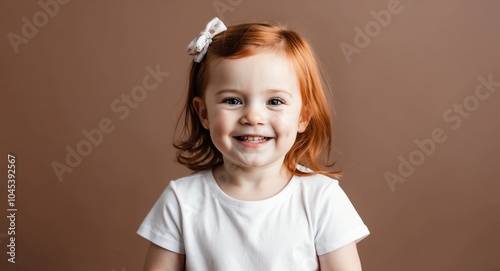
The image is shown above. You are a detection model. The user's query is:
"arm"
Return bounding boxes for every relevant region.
[143,242,185,271]
[318,242,362,271]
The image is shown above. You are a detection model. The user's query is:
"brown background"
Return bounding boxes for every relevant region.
[1,0,499,270]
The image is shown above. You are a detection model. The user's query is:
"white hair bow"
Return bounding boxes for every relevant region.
[186,17,227,63]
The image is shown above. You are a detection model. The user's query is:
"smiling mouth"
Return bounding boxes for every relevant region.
[234,136,271,143]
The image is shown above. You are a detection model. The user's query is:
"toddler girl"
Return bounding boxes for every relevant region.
[137,17,369,271]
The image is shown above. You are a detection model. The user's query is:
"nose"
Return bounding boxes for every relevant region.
[239,104,265,126]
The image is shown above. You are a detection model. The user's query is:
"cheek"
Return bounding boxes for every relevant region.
[208,110,234,134]
[271,109,302,135]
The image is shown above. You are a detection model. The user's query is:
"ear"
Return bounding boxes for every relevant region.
[297,106,311,133]
[193,97,209,129]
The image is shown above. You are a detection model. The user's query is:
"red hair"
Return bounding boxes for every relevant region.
[174,22,341,179]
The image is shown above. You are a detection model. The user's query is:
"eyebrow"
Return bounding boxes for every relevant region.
[215,89,293,97]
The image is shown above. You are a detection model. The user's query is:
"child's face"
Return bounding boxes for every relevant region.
[194,51,309,170]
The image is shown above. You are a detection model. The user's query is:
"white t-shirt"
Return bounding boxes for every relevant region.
[137,166,369,270]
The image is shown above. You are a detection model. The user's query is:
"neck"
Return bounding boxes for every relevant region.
[213,161,292,200]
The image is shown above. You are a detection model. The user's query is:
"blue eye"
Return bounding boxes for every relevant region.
[222,98,242,105]
[268,98,285,106]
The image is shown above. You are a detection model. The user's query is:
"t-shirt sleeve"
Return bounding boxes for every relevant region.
[136,181,185,254]
[315,180,370,255]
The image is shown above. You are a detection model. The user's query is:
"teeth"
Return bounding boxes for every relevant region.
[240,136,266,142]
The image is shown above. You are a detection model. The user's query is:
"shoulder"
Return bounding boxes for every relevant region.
[163,170,210,202]
[291,167,347,210]
[169,170,207,187]
[296,165,340,191]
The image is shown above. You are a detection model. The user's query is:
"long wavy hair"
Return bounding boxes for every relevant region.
[174,22,341,179]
